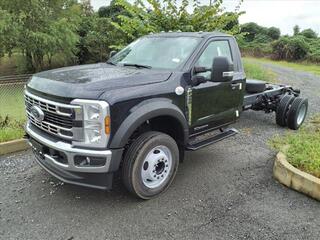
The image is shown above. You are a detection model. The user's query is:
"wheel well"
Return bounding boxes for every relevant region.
[127,115,186,161]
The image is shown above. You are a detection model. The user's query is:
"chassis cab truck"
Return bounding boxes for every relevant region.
[25,32,308,199]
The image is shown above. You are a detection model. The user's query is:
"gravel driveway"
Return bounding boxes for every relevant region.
[1,62,320,240]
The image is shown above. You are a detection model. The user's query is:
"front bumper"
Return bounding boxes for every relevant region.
[25,122,123,190]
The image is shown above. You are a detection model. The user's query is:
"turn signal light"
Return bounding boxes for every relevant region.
[105,116,111,135]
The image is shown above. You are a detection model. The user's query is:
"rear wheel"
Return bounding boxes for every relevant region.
[122,131,179,199]
[276,94,295,127]
[287,97,308,130]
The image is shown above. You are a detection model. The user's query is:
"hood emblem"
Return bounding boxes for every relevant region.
[30,105,45,121]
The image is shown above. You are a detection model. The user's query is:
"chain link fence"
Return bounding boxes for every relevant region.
[0,74,32,121]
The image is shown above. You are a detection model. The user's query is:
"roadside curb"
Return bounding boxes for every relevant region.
[0,139,30,156]
[273,152,320,201]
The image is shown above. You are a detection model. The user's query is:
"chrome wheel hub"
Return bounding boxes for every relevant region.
[141,145,172,189]
[297,104,307,125]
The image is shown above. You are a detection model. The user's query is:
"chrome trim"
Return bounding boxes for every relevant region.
[25,90,81,117]
[223,71,234,78]
[24,90,83,141]
[187,87,192,125]
[26,122,112,173]
[26,110,73,140]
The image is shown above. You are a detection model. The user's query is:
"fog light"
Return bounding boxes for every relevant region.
[74,156,106,167]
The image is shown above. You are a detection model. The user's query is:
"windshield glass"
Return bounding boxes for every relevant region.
[109,37,200,70]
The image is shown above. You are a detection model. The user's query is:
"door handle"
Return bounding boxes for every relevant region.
[230,82,242,90]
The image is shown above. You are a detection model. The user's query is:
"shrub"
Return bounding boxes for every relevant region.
[267,27,280,40]
[300,28,318,39]
[272,36,309,61]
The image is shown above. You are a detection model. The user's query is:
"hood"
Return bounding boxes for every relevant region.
[27,63,172,99]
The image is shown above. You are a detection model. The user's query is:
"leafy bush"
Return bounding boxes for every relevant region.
[267,27,281,40]
[300,28,318,39]
[272,36,309,61]
[240,23,320,65]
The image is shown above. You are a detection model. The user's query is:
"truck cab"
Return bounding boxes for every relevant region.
[25,32,307,199]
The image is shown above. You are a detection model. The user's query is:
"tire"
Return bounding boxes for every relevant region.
[246,79,266,93]
[276,94,295,127]
[122,131,179,199]
[287,97,308,130]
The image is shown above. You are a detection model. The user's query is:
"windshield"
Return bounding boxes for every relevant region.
[109,37,200,70]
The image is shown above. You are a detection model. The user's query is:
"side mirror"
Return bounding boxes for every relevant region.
[193,66,210,74]
[109,50,117,59]
[191,75,207,86]
[211,57,234,82]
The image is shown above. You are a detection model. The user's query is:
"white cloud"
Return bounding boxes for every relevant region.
[90,0,320,35]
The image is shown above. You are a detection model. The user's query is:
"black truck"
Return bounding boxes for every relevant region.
[25,32,308,199]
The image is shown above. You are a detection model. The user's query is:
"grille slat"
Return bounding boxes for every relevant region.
[25,91,82,140]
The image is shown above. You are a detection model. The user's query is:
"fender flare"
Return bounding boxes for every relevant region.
[109,98,189,149]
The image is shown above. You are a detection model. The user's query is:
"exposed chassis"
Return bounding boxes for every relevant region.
[243,83,300,113]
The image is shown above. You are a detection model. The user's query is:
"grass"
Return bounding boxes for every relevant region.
[271,115,320,178]
[244,57,320,76]
[0,116,25,143]
[0,83,26,142]
[243,58,277,83]
[0,83,26,120]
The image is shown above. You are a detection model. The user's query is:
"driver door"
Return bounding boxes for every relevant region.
[189,39,243,135]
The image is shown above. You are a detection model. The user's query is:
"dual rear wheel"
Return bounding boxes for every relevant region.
[276,95,308,130]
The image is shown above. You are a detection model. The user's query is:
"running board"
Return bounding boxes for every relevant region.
[186,128,239,151]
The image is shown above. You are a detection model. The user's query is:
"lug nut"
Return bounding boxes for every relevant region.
[157,177,160,179]
[161,175,164,177]
[165,170,167,173]
[154,175,156,177]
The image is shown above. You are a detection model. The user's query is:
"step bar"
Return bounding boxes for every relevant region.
[186,128,238,151]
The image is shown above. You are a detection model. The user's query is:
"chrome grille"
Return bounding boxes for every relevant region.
[25,91,82,140]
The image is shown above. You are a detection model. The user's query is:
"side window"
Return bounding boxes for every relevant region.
[195,40,232,70]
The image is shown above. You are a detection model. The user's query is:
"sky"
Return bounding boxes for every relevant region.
[90,0,320,36]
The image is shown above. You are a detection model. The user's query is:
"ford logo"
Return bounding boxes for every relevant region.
[30,105,45,121]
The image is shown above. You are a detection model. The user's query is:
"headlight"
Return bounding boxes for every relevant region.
[71,99,110,148]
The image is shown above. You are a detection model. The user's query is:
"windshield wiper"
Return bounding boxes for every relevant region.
[123,63,152,69]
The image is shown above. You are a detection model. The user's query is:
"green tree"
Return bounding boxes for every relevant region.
[300,28,318,39]
[83,16,124,62]
[267,27,280,40]
[98,0,127,20]
[111,0,244,48]
[241,22,267,42]
[0,9,21,57]
[293,25,300,36]
[0,0,81,72]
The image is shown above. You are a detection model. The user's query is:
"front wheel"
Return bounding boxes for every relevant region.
[122,131,179,199]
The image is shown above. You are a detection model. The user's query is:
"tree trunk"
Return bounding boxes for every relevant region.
[25,50,35,73]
